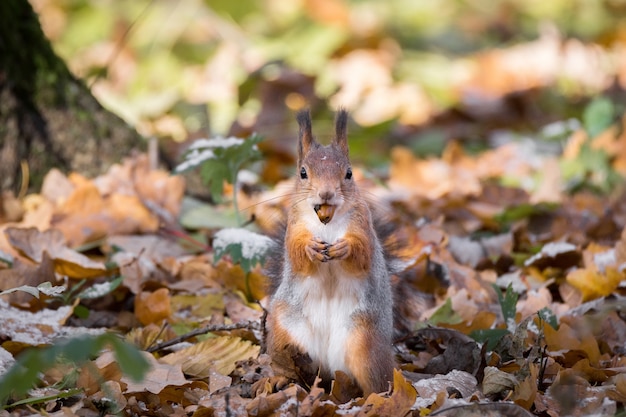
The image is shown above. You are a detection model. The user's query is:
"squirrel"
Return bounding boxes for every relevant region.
[265,109,395,395]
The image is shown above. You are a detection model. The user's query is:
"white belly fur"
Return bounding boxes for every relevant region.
[286,272,364,375]
[281,208,365,375]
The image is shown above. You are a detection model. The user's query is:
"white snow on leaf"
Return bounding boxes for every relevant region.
[0,346,15,376]
[524,242,576,266]
[174,148,215,173]
[213,228,272,259]
[0,299,105,345]
[174,136,255,173]
[593,249,616,273]
[188,137,245,150]
[79,281,115,299]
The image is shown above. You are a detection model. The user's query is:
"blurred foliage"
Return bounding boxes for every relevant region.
[32,0,626,182]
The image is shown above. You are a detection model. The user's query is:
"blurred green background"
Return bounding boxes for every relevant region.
[31,0,626,168]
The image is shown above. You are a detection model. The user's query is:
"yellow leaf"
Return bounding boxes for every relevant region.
[159,335,260,377]
[566,267,623,301]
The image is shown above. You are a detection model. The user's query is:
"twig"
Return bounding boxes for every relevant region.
[146,321,261,353]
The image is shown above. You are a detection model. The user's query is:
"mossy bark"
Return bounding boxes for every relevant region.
[0,0,144,192]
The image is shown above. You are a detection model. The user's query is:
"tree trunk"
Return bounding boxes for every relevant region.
[0,0,144,193]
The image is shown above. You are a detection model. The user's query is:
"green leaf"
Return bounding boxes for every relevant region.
[108,337,151,382]
[493,283,518,329]
[428,298,463,325]
[583,96,614,138]
[179,198,240,230]
[77,276,123,300]
[469,328,510,351]
[494,202,559,225]
[212,228,272,274]
[73,304,90,319]
[0,334,149,407]
[537,307,558,329]
[175,134,263,205]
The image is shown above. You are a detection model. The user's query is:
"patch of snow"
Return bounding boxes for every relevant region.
[541,118,580,137]
[0,346,15,376]
[496,271,527,294]
[524,242,576,266]
[237,169,259,185]
[537,306,557,326]
[277,396,299,412]
[213,228,272,259]
[174,148,215,173]
[188,137,245,150]
[506,317,517,334]
[175,136,258,173]
[0,299,106,345]
[593,249,616,273]
[79,281,114,299]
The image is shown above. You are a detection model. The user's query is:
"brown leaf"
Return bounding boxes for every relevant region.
[134,288,172,325]
[0,253,55,305]
[482,366,518,397]
[4,227,107,278]
[357,369,417,417]
[511,363,538,410]
[542,368,616,416]
[246,384,307,416]
[544,320,601,365]
[121,352,193,395]
[50,180,161,247]
[431,402,535,417]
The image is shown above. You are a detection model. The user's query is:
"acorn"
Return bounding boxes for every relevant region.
[314,204,336,224]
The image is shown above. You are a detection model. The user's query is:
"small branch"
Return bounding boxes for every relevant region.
[146,321,261,353]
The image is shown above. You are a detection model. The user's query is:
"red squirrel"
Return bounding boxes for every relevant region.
[266,109,395,395]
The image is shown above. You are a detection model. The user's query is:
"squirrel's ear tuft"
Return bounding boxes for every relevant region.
[333,108,349,156]
[296,109,314,162]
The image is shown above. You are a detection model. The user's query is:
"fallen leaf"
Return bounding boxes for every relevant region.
[159,335,260,377]
[482,366,518,397]
[544,320,601,366]
[511,363,538,410]
[4,227,107,278]
[0,299,102,352]
[566,266,623,302]
[134,288,172,325]
[0,253,56,305]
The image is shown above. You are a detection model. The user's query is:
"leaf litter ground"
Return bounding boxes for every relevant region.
[0,117,625,416]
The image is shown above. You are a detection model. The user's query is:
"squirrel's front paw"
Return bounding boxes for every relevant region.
[305,237,331,262]
[327,238,350,260]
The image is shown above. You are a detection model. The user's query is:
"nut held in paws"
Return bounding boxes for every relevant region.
[314,204,336,224]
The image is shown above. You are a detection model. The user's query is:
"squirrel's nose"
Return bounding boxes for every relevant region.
[319,190,334,202]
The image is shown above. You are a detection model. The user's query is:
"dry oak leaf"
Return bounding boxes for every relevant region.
[544,320,601,366]
[4,227,107,279]
[357,369,417,417]
[159,335,260,378]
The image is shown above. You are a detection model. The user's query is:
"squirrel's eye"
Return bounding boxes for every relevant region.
[345,168,352,180]
[300,167,308,179]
